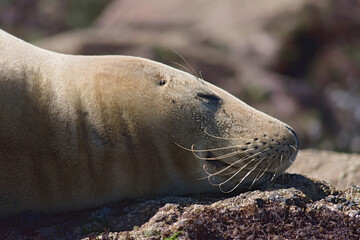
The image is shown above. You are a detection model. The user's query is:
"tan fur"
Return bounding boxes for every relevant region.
[0,29,298,218]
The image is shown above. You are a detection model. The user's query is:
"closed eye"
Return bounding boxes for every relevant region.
[197,93,222,105]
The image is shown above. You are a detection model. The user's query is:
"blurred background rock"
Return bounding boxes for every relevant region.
[1,0,359,154]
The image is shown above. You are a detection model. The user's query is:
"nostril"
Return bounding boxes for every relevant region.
[286,126,299,149]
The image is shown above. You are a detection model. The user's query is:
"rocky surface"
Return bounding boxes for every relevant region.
[289,149,360,189]
[1,150,359,240]
[104,175,359,240]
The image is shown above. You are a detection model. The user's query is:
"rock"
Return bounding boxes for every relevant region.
[289,149,360,189]
[1,170,359,239]
[99,174,360,239]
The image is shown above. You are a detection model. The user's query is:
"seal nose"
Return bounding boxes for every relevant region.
[286,126,299,150]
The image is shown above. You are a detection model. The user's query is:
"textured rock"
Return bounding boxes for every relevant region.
[1,171,359,239]
[289,149,360,189]
[102,174,359,239]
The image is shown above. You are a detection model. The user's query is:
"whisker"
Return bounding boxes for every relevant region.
[201,164,237,179]
[270,154,282,182]
[174,142,243,153]
[172,62,196,77]
[278,161,286,183]
[191,147,243,161]
[203,155,250,176]
[239,157,266,184]
[255,162,272,185]
[271,161,280,182]
[207,175,223,187]
[219,180,243,194]
[198,71,204,80]
[203,149,271,177]
[279,153,286,175]
[220,159,264,193]
[197,145,271,161]
[289,145,298,164]
[248,155,269,189]
[199,163,238,181]
[216,157,257,189]
[178,131,292,192]
[249,152,277,188]
[190,144,269,161]
[218,157,261,193]
[289,144,298,152]
[172,50,201,80]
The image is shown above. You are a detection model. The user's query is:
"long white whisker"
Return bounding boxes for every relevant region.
[174,142,243,153]
[248,155,270,189]
[217,158,257,189]
[271,154,285,183]
[289,144,298,152]
[249,152,277,188]
[258,160,273,180]
[270,153,283,182]
[197,148,270,181]
[172,50,199,78]
[192,148,243,161]
[271,161,280,182]
[204,149,270,177]
[219,180,243,193]
[207,175,222,187]
[239,157,265,184]
[218,157,263,193]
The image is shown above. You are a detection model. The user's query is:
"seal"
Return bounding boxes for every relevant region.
[0,29,299,218]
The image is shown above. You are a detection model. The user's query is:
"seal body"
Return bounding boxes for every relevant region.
[0,29,298,218]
